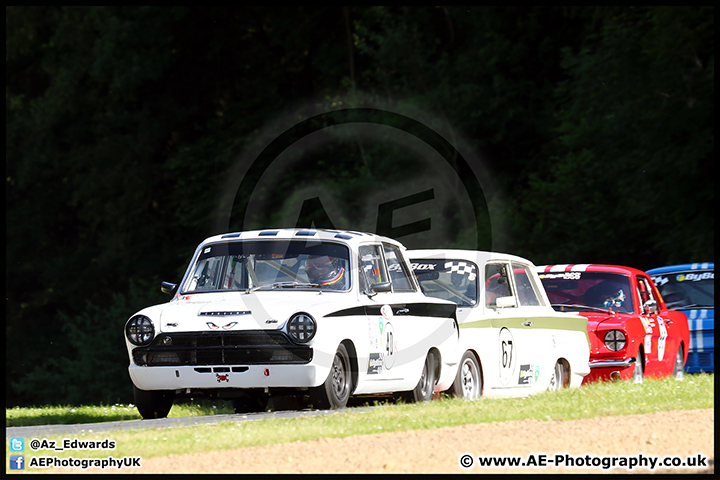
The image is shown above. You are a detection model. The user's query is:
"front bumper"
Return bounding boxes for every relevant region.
[589,357,636,369]
[583,357,636,384]
[128,363,328,391]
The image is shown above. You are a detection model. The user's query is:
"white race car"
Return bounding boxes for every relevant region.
[408,249,590,399]
[125,229,459,418]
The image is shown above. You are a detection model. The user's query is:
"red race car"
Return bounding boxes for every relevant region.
[537,264,689,384]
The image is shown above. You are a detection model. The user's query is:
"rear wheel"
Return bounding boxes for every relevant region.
[448,351,482,400]
[672,345,684,380]
[397,352,436,403]
[310,343,353,409]
[133,386,174,419]
[548,360,566,391]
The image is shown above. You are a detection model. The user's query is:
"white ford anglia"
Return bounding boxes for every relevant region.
[125,229,459,418]
[408,249,590,399]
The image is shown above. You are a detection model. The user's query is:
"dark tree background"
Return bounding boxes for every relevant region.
[6,6,713,406]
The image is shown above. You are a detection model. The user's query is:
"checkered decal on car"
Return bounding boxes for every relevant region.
[445,261,476,281]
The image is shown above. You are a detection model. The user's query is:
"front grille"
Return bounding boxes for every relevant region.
[132,331,312,366]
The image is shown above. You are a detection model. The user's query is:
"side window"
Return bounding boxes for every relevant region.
[637,277,657,313]
[187,256,224,291]
[359,245,389,292]
[224,255,248,290]
[511,263,542,306]
[383,244,415,292]
[485,263,513,307]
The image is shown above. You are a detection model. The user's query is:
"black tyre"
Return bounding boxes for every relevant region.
[633,355,644,384]
[310,343,353,409]
[548,360,566,391]
[448,351,482,400]
[672,345,684,380]
[398,352,436,403]
[133,385,174,419]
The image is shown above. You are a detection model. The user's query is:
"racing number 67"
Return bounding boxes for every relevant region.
[502,339,513,368]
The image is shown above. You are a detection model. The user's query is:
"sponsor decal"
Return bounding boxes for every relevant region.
[677,272,713,282]
[518,364,533,385]
[216,373,230,383]
[411,262,436,271]
[367,353,384,374]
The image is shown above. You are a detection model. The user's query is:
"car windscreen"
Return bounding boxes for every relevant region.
[650,270,714,309]
[538,271,634,313]
[182,240,351,293]
[410,259,478,307]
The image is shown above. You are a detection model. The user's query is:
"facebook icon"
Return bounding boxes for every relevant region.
[10,455,25,470]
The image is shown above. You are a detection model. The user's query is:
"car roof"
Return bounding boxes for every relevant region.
[646,262,714,275]
[198,228,405,249]
[537,264,648,277]
[407,249,537,267]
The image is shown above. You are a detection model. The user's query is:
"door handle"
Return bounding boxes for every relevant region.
[396,308,410,315]
[522,321,533,327]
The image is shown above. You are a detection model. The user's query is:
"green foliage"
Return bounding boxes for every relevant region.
[515,6,713,267]
[11,280,164,406]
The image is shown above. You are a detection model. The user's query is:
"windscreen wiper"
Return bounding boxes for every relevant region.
[247,282,320,293]
[551,304,613,314]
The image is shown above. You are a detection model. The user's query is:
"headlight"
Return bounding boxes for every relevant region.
[287,313,316,343]
[603,329,626,351]
[126,315,155,346]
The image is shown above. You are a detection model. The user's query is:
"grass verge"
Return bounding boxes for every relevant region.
[5,374,714,468]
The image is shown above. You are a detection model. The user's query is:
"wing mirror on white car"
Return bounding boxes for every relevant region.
[495,295,517,308]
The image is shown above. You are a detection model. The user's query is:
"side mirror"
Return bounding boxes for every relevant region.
[371,282,392,293]
[643,299,658,315]
[495,295,517,308]
[161,282,178,295]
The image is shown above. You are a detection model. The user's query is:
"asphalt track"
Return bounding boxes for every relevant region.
[5,407,374,438]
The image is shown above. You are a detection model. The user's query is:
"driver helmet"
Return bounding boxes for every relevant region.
[586,282,626,309]
[659,284,688,309]
[305,255,345,287]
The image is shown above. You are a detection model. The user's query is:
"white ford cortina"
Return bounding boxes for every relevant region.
[408,249,590,399]
[125,229,459,418]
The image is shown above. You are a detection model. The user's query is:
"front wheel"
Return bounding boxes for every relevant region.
[448,351,482,400]
[632,356,644,384]
[133,385,174,419]
[397,352,436,403]
[310,343,353,409]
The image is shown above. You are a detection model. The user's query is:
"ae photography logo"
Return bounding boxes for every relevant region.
[217,103,503,252]
[212,101,505,368]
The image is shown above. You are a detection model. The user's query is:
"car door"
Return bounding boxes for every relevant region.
[636,275,667,375]
[359,243,454,392]
[484,261,534,390]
